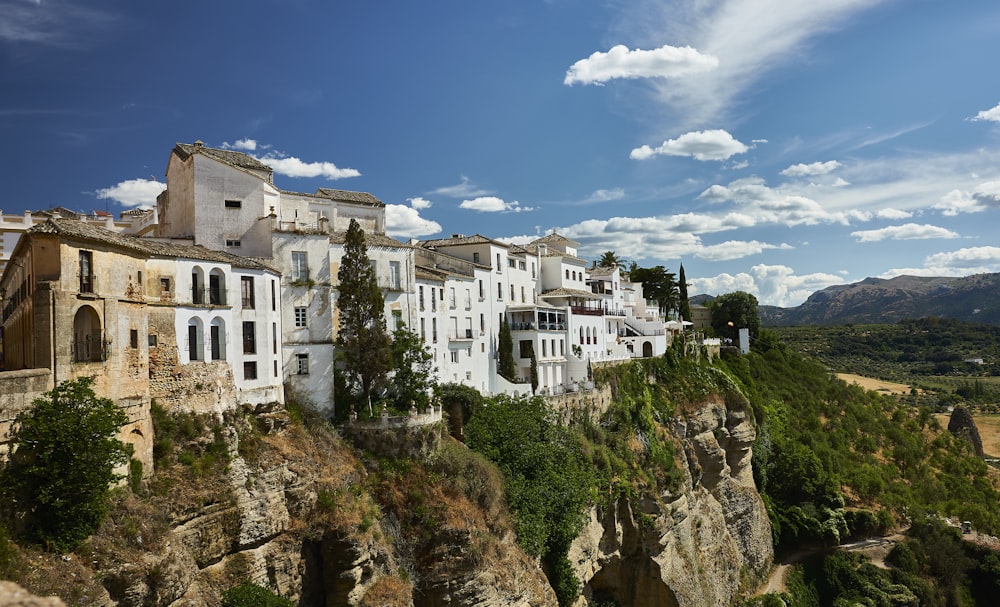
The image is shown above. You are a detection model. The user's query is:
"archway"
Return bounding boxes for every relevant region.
[73,305,103,362]
[642,341,653,357]
[187,317,205,362]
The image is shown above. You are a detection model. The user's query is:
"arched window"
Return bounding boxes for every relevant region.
[187,317,205,362]
[192,266,205,304]
[579,327,584,344]
[73,305,104,362]
[209,268,226,305]
[209,317,227,360]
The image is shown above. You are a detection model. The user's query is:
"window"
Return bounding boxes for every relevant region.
[271,280,276,310]
[79,251,94,293]
[148,334,158,347]
[510,284,515,301]
[432,318,438,343]
[242,321,256,354]
[565,269,570,279]
[225,199,242,208]
[496,253,502,271]
[497,282,503,301]
[478,280,484,300]
[480,314,485,333]
[449,287,456,309]
[420,317,426,340]
[296,353,309,375]
[209,272,224,305]
[243,361,258,380]
[431,288,437,312]
[294,306,307,328]
[450,350,459,363]
[531,262,536,278]
[542,340,548,357]
[508,258,516,268]
[473,252,480,263]
[521,286,525,303]
[389,260,401,289]
[226,239,241,248]
[519,340,533,358]
[241,276,255,309]
[129,329,138,349]
[519,260,526,271]
[210,320,225,360]
[291,251,309,282]
[391,309,402,332]
[272,322,277,354]
[274,360,278,377]
[419,286,425,311]
[187,319,203,362]
[464,288,471,310]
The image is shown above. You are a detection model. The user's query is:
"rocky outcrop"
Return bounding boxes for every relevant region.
[948,405,984,457]
[0,583,67,607]
[570,394,773,607]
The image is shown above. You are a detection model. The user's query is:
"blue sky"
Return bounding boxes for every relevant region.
[3,0,1000,306]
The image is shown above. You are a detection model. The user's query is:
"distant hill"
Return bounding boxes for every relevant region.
[758,273,1000,326]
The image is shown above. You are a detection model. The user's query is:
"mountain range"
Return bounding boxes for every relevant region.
[756,273,1000,326]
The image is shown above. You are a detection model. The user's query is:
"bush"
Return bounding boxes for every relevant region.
[221,582,294,607]
[1,377,130,551]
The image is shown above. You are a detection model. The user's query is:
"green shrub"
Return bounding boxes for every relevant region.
[0,377,130,551]
[221,582,294,607]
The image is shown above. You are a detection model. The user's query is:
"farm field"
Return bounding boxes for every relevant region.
[836,373,913,395]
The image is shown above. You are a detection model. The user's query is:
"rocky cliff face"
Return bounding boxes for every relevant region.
[570,394,773,607]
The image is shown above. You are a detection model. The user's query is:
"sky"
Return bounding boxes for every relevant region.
[3,0,1000,307]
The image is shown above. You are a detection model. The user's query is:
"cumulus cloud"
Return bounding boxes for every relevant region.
[256,153,360,180]
[690,264,845,307]
[973,102,1000,123]
[882,246,1000,277]
[221,138,259,151]
[875,208,912,220]
[459,197,534,213]
[385,204,441,239]
[431,176,492,198]
[95,178,167,208]
[850,223,959,243]
[408,197,433,210]
[933,181,1000,216]
[631,129,748,161]
[780,160,842,177]
[698,177,849,226]
[564,44,718,85]
[696,240,793,261]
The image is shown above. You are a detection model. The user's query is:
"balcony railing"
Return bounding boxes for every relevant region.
[73,332,108,363]
[192,286,227,306]
[450,329,475,341]
[570,305,603,316]
[79,274,98,294]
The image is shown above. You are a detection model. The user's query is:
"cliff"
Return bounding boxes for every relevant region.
[5,366,773,607]
[570,393,772,606]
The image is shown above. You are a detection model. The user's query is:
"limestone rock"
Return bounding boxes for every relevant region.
[0,583,67,607]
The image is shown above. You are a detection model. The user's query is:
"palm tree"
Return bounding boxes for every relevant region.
[597,251,621,268]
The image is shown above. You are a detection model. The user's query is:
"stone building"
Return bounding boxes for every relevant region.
[0,218,283,468]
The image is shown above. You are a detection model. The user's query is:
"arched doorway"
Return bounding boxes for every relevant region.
[73,305,104,362]
[642,341,653,357]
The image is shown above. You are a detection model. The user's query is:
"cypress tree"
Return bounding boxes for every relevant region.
[678,264,691,322]
[335,218,391,413]
[498,314,516,381]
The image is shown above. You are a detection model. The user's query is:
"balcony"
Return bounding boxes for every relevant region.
[570,305,603,316]
[511,321,536,331]
[450,329,475,341]
[192,286,227,306]
[78,274,98,295]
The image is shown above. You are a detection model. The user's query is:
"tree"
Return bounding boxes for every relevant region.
[389,323,436,411]
[596,251,622,268]
[529,350,539,393]
[335,218,392,413]
[628,265,678,316]
[497,314,516,381]
[222,582,294,607]
[678,264,691,322]
[1,377,130,551]
[709,290,760,339]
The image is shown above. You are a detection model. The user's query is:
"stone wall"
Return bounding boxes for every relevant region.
[0,368,54,459]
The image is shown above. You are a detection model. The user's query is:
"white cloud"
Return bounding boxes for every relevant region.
[584,188,626,203]
[459,197,534,213]
[780,160,842,177]
[0,1,118,47]
[564,44,718,86]
[697,177,850,226]
[408,196,433,210]
[221,138,259,151]
[631,129,748,161]
[730,160,749,170]
[614,0,888,127]
[385,204,441,239]
[431,176,492,198]
[875,208,912,220]
[973,102,1000,123]
[696,240,793,261]
[256,154,360,180]
[95,178,166,208]
[690,264,845,307]
[933,181,1000,216]
[850,223,959,243]
[883,246,1000,277]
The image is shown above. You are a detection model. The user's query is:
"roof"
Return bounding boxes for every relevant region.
[531,232,579,247]
[329,229,408,249]
[315,188,385,207]
[415,266,447,282]
[174,142,273,173]
[540,287,601,300]
[28,218,279,272]
[588,265,618,278]
[420,233,505,248]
